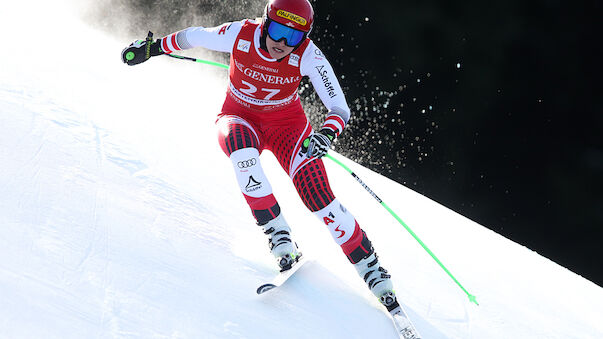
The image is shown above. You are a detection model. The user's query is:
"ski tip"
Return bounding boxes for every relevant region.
[257,283,277,294]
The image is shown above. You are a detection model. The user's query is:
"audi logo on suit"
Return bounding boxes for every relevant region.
[238,158,257,168]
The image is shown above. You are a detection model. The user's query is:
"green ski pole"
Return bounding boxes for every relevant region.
[324,154,478,305]
[166,53,229,69]
[164,53,479,305]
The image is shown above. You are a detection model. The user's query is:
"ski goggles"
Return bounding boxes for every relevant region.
[266,20,306,47]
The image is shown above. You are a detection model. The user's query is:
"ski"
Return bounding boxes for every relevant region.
[256,255,308,294]
[388,305,422,339]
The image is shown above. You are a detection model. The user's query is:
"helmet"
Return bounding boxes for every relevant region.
[264,0,314,33]
[262,0,314,48]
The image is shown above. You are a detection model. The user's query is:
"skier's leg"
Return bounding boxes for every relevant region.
[292,159,394,300]
[217,115,299,267]
[262,115,395,299]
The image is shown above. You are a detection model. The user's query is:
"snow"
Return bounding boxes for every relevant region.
[1,1,602,338]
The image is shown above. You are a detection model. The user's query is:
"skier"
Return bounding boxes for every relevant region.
[121,0,400,312]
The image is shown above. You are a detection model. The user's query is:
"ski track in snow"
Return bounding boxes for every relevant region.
[2,2,603,338]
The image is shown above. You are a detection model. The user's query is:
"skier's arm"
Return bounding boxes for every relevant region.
[300,42,351,139]
[299,42,351,159]
[158,21,244,54]
[121,21,244,66]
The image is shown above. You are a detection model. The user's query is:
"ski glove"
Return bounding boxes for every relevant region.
[121,31,164,66]
[301,128,336,159]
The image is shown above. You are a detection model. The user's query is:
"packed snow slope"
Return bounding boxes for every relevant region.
[1,1,602,338]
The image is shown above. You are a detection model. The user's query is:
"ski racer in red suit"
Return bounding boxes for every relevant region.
[122,0,400,312]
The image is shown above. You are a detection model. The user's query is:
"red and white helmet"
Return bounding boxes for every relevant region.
[264,0,314,33]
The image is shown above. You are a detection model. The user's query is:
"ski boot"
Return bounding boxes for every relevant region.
[353,250,395,303]
[354,250,421,338]
[258,213,301,272]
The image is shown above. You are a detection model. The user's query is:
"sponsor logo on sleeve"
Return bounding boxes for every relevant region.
[218,24,229,35]
[314,48,324,59]
[237,39,251,53]
[315,65,337,98]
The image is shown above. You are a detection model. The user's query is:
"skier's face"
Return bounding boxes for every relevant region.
[266,35,295,59]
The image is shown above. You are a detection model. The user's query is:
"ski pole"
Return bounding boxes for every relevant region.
[165,53,230,69]
[164,53,479,305]
[324,154,478,305]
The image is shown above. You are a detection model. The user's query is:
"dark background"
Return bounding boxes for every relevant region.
[93,0,602,285]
